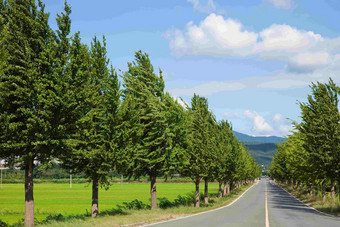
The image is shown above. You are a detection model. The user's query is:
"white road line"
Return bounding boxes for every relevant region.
[144,181,259,227]
[265,181,270,227]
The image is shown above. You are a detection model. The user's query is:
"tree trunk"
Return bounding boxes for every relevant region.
[24,158,34,227]
[150,175,157,210]
[227,181,230,194]
[331,180,335,202]
[204,178,208,204]
[322,183,326,202]
[92,177,99,217]
[308,184,313,196]
[338,180,340,199]
[218,181,223,199]
[314,184,318,197]
[223,180,227,196]
[195,176,200,208]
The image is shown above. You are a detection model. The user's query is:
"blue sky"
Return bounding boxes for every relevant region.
[44,0,340,137]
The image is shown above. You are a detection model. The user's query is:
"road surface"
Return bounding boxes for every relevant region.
[147,178,339,227]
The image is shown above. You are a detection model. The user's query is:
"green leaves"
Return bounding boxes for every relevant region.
[181,94,260,183]
[119,51,183,178]
[0,0,61,162]
[0,0,260,215]
[269,78,340,193]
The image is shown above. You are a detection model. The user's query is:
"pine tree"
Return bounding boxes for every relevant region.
[0,1,63,226]
[297,79,340,201]
[203,114,218,204]
[214,120,233,198]
[60,36,120,217]
[269,79,340,200]
[181,94,212,208]
[120,51,185,209]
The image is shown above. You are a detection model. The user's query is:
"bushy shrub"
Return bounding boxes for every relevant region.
[158,197,173,209]
[0,219,8,227]
[122,199,150,210]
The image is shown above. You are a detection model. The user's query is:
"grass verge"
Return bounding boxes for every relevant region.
[35,183,255,227]
[275,182,340,217]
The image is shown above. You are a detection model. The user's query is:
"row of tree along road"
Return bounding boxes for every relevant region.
[269,79,340,202]
[0,1,261,226]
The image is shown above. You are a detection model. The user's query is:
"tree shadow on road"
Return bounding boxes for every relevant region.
[267,183,331,217]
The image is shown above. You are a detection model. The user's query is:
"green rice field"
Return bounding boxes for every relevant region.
[0,182,219,225]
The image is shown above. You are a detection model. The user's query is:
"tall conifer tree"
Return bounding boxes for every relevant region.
[0,1,64,225]
[120,51,185,209]
[60,36,120,217]
[181,94,212,208]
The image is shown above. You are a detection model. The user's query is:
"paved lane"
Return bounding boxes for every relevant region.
[148,180,266,227]
[267,180,340,227]
[147,178,340,227]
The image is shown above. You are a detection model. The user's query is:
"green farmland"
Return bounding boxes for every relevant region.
[0,183,219,225]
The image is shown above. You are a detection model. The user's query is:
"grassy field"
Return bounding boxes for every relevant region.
[37,183,254,227]
[0,182,221,225]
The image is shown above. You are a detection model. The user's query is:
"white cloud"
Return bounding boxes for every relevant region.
[271,113,293,136]
[255,67,340,89]
[244,110,274,134]
[187,0,227,15]
[222,112,240,119]
[278,124,293,136]
[167,14,258,57]
[241,111,293,136]
[169,80,246,96]
[288,52,330,73]
[166,14,328,59]
[266,0,293,9]
[188,0,216,13]
[164,13,340,92]
[255,24,323,56]
[167,30,189,56]
[272,113,283,123]
[167,68,340,96]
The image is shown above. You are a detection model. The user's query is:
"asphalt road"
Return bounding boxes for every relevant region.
[146,178,340,227]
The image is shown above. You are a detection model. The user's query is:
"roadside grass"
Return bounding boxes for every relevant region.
[36,183,254,227]
[0,182,254,227]
[277,183,340,217]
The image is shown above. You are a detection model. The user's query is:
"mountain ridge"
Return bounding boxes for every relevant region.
[232,131,287,143]
[232,131,287,167]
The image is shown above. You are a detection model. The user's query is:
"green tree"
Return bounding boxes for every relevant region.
[60,36,120,217]
[181,94,212,208]
[203,114,218,204]
[120,51,185,209]
[214,120,233,198]
[269,79,340,200]
[0,1,64,226]
[297,79,340,201]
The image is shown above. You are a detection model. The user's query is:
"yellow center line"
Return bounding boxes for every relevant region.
[265,181,270,227]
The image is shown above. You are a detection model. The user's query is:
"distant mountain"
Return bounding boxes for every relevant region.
[244,143,277,167]
[232,131,286,167]
[232,131,286,143]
